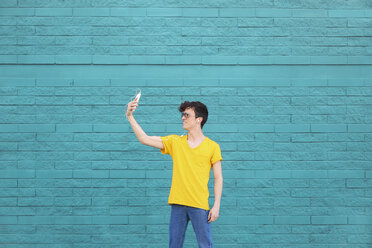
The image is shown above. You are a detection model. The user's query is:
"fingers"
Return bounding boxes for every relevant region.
[128,101,138,108]
[126,100,139,113]
[130,103,138,108]
[208,211,214,223]
[209,215,217,223]
[207,211,218,223]
[129,106,137,112]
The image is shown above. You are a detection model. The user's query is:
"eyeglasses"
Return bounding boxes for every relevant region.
[181,112,196,119]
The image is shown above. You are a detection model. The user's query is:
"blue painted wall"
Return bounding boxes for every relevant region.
[0,1,371,247]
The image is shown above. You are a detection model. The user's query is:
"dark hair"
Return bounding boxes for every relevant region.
[178,101,208,129]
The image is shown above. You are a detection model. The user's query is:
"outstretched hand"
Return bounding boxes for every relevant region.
[126,99,138,117]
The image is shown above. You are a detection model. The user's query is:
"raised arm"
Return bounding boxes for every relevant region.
[126,99,164,149]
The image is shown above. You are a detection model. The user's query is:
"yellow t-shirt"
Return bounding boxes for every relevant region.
[160,134,223,210]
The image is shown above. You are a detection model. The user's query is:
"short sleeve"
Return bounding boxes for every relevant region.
[211,143,223,165]
[160,135,178,155]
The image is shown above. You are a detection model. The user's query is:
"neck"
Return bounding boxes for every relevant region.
[187,128,204,142]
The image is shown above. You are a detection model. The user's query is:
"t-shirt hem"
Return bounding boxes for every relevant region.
[168,201,210,211]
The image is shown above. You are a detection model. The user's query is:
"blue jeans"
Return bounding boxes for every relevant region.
[169,204,214,248]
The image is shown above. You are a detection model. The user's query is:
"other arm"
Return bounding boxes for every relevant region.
[208,160,223,223]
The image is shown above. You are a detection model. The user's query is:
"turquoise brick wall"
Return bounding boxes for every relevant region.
[0,0,372,247]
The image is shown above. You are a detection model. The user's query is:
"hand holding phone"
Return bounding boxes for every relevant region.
[132,89,141,112]
[135,91,141,102]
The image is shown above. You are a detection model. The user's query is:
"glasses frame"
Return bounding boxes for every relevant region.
[181,112,198,119]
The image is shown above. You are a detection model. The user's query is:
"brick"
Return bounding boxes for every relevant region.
[110,170,145,179]
[0,55,17,64]
[275,216,310,224]
[110,8,146,16]
[36,79,73,86]
[328,10,365,17]
[0,8,34,16]
[36,96,72,105]
[165,56,201,65]
[54,197,91,206]
[0,198,16,206]
[347,124,371,133]
[275,124,310,133]
[129,215,165,224]
[273,56,311,64]
[224,169,255,179]
[0,18,15,26]
[92,216,128,224]
[346,179,372,188]
[0,0,17,7]
[146,8,182,17]
[328,170,364,178]
[238,18,273,27]
[92,55,129,65]
[291,170,327,178]
[219,8,255,17]
[182,8,218,17]
[327,78,366,86]
[348,56,372,64]
[237,124,274,132]
[202,56,238,65]
[0,124,17,132]
[35,8,72,16]
[18,197,53,206]
[56,55,92,64]
[292,9,328,17]
[312,216,347,224]
[366,171,372,178]
[73,8,110,16]
[348,216,372,224]
[0,179,17,187]
[72,79,110,87]
[255,170,291,178]
[238,216,273,224]
[56,124,92,133]
[36,170,72,179]
[93,124,129,133]
[256,8,292,17]
[311,124,347,132]
[0,96,34,105]
[311,56,348,64]
[56,36,92,45]
[0,216,17,224]
[18,55,55,65]
[2,170,35,182]
[128,56,165,64]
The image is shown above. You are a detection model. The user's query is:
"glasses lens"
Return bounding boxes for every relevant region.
[181,112,189,118]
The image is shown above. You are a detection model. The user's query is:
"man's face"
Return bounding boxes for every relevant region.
[181,107,199,130]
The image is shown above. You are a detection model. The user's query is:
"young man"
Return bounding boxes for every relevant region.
[126,98,223,248]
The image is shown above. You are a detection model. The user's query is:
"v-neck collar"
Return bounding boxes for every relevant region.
[185,134,207,150]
